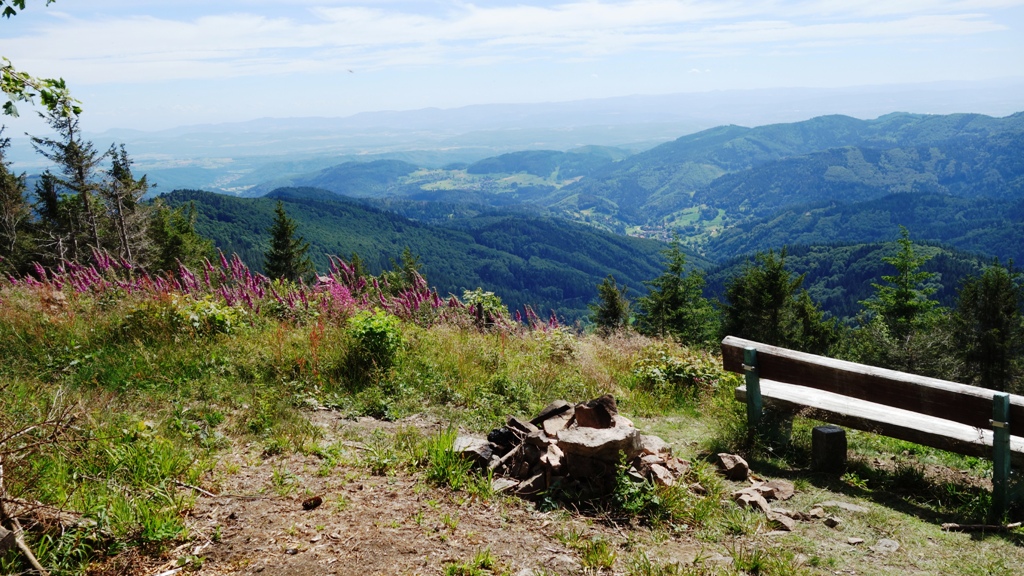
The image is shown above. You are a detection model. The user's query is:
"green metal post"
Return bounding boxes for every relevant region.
[991,392,1010,521]
[744,347,762,430]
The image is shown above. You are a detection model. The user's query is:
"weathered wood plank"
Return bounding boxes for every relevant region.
[735,381,1024,468]
[723,336,1024,430]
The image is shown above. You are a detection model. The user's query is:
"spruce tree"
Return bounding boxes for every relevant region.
[636,237,718,345]
[264,201,313,282]
[862,226,941,342]
[590,274,630,335]
[720,249,836,355]
[953,262,1024,392]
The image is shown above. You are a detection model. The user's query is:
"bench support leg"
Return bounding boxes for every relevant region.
[744,347,762,431]
[992,392,1011,521]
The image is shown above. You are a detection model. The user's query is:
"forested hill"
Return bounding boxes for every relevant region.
[161,188,677,319]
[705,242,990,321]
[550,112,1024,225]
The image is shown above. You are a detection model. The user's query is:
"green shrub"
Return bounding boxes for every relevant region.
[347,310,404,373]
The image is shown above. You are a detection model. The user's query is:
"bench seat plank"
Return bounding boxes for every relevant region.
[736,379,1024,468]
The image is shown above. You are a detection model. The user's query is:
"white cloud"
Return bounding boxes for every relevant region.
[0,0,1020,83]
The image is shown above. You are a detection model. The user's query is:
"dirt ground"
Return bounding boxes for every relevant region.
[106,412,715,576]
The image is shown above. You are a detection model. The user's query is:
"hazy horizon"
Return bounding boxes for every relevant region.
[2,1,1023,135]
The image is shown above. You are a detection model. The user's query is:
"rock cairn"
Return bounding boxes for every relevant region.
[456,395,691,496]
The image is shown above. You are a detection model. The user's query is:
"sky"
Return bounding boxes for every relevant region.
[2,0,1023,132]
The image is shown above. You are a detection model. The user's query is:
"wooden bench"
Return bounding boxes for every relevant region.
[721,336,1024,517]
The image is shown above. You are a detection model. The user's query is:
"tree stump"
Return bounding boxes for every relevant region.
[812,425,847,473]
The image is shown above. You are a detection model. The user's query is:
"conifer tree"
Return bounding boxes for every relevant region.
[953,261,1024,392]
[147,199,214,273]
[862,226,941,342]
[636,236,717,345]
[590,274,630,335]
[720,249,836,355]
[0,130,31,274]
[264,201,313,282]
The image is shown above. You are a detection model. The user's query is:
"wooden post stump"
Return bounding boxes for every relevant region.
[812,425,847,473]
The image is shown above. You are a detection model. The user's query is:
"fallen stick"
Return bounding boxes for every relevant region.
[173,481,218,498]
[941,522,1022,532]
[11,518,49,576]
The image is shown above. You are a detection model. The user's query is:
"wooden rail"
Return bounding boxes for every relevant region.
[721,336,1023,518]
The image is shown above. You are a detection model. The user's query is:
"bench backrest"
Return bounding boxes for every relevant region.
[721,336,1024,430]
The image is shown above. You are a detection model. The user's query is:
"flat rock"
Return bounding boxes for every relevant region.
[454,435,495,467]
[848,537,865,545]
[807,507,826,519]
[507,416,539,437]
[542,411,574,436]
[733,489,771,513]
[556,425,642,462]
[638,434,671,456]
[762,479,795,501]
[768,512,796,531]
[717,453,749,481]
[491,477,520,493]
[530,400,572,426]
[648,463,675,487]
[870,539,900,554]
[819,500,869,513]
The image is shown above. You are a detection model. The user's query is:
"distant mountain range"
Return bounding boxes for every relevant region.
[153,109,1024,322]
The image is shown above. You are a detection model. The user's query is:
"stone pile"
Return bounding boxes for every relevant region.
[456,395,692,496]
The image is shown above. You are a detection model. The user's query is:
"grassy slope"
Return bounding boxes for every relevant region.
[2,264,1023,575]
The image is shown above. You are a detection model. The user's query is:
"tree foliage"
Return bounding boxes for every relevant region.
[720,249,837,355]
[264,201,313,282]
[862,227,942,342]
[2,1,81,118]
[635,237,717,346]
[953,262,1024,392]
[590,274,630,335]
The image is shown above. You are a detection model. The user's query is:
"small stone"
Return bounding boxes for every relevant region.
[807,507,826,519]
[638,432,671,455]
[641,453,665,466]
[870,539,900,554]
[771,508,796,518]
[848,537,865,545]
[302,496,323,511]
[824,516,842,528]
[762,479,795,501]
[665,458,691,477]
[648,463,675,487]
[491,478,520,493]
[613,414,634,428]
[768,512,796,531]
[525,430,551,448]
[539,444,564,473]
[717,453,749,481]
[689,482,707,495]
[733,489,771,513]
[285,548,300,555]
